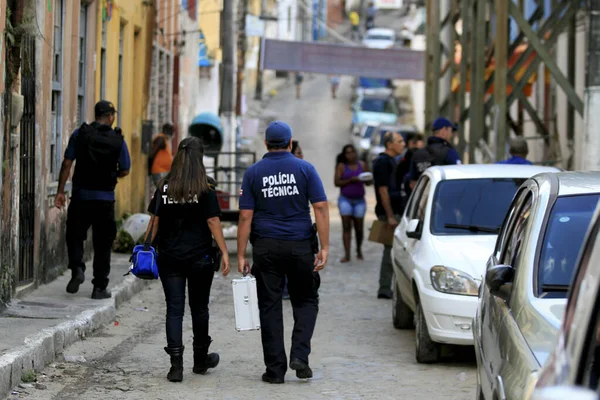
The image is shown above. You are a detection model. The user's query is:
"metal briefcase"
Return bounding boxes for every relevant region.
[232,276,261,332]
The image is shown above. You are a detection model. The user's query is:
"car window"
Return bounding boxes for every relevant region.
[416,179,431,221]
[430,178,526,236]
[537,194,600,298]
[360,98,387,112]
[363,126,376,139]
[494,188,528,260]
[500,192,533,269]
[366,34,393,41]
[406,176,429,220]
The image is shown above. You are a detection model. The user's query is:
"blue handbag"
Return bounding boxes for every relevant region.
[127,198,160,280]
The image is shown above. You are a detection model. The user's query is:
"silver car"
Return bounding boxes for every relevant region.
[531,200,600,399]
[474,172,600,400]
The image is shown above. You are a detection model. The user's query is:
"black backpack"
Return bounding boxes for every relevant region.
[411,142,451,177]
[72,123,124,191]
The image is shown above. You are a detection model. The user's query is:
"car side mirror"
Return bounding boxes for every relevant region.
[354,131,361,137]
[406,219,421,240]
[531,387,598,400]
[485,264,515,301]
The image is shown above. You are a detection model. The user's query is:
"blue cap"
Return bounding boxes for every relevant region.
[432,117,458,132]
[266,121,292,145]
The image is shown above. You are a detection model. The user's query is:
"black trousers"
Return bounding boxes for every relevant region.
[65,199,117,290]
[159,254,215,348]
[252,238,321,378]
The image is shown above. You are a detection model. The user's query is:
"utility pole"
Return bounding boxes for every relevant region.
[220,0,238,197]
[583,1,600,171]
[236,0,248,116]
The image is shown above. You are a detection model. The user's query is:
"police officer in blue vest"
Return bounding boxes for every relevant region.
[237,121,330,384]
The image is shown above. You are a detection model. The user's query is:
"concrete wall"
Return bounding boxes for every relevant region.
[32,0,98,287]
[95,0,156,216]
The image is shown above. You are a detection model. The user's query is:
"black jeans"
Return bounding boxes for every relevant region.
[66,199,117,290]
[159,254,215,348]
[252,238,321,378]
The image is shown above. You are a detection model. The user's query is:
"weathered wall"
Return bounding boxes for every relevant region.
[38,0,98,284]
[95,0,156,216]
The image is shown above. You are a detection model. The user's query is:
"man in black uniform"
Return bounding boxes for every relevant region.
[408,117,461,189]
[55,101,131,299]
[237,121,330,384]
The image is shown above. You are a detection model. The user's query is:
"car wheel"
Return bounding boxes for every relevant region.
[415,301,441,363]
[392,274,414,329]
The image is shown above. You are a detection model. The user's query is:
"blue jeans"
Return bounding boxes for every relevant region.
[338,195,366,218]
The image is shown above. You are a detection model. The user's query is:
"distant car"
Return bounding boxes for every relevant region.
[400,7,425,43]
[392,164,560,364]
[352,121,380,161]
[366,124,418,167]
[351,91,399,134]
[532,198,600,400]
[362,28,396,49]
[474,172,600,400]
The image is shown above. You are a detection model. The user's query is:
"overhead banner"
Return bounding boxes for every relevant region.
[261,39,425,80]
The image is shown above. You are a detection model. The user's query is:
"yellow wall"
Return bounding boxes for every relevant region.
[94,1,153,217]
[199,0,223,61]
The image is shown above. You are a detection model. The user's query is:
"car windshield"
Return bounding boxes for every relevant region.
[366,34,393,41]
[537,194,600,298]
[363,126,376,139]
[360,98,392,113]
[431,178,527,235]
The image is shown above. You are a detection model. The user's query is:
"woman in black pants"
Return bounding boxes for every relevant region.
[145,136,230,382]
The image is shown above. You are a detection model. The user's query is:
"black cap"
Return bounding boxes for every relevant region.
[94,100,117,117]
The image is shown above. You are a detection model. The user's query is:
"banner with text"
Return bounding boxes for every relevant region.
[261,39,425,80]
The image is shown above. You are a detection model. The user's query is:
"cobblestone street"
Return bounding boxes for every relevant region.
[6,74,476,400]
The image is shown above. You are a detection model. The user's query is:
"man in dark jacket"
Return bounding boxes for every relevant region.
[409,117,461,188]
[55,100,131,299]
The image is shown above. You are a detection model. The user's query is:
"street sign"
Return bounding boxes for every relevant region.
[260,39,425,80]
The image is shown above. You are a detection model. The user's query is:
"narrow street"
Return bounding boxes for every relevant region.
[6,75,476,400]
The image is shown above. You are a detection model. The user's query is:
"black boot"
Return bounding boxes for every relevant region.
[193,338,220,375]
[164,346,184,382]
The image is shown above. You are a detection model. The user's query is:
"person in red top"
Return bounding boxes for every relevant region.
[149,123,175,186]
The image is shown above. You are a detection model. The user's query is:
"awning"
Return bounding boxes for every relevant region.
[189,112,223,153]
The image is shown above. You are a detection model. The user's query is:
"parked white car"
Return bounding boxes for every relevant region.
[352,121,379,161]
[362,28,396,49]
[391,164,560,363]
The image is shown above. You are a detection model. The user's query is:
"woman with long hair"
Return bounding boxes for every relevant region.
[145,136,231,382]
[334,144,370,262]
[291,140,303,159]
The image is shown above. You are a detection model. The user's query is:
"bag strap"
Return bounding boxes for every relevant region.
[143,194,161,249]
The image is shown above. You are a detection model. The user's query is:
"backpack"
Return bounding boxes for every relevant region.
[72,123,124,191]
[411,142,451,176]
[127,197,160,280]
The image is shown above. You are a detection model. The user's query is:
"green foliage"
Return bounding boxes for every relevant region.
[113,230,134,253]
[21,370,37,383]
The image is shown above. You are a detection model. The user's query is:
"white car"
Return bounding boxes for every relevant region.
[362,28,396,49]
[391,164,560,363]
[352,121,379,161]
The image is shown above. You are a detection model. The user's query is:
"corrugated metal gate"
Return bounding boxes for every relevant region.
[18,35,36,284]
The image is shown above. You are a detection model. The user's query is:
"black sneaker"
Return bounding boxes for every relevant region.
[66,268,85,294]
[377,290,393,299]
[261,373,285,384]
[290,358,313,379]
[91,288,112,300]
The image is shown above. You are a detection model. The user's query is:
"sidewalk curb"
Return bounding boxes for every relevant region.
[0,275,152,398]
